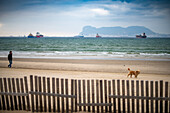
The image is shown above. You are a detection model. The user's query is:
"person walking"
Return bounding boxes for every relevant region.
[8,51,12,68]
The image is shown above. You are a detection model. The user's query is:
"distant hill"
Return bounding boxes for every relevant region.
[80,26,170,37]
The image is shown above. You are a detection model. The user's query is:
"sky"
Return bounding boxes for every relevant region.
[0,0,170,36]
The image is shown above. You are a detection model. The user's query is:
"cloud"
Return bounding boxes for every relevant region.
[0,23,3,28]
[90,8,109,16]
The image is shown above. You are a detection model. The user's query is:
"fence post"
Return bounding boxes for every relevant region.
[35,76,38,112]
[87,80,90,112]
[117,80,121,113]
[0,78,5,110]
[24,76,30,111]
[56,78,60,112]
[100,80,103,112]
[126,80,130,113]
[3,78,10,110]
[75,80,77,112]
[146,81,149,113]
[43,77,47,112]
[108,80,112,112]
[112,80,116,113]
[96,80,99,112]
[8,78,14,110]
[92,80,95,112]
[155,81,158,113]
[16,78,22,110]
[104,80,108,112]
[30,75,34,112]
[61,78,64,112]
[160,80,163,113]
[71,79,74,112]
[136,80,139,113]
[20,78,26,110]
[122,80,125,113]
[141,80,144,113]
[47,78,51,112]
[65,79,69,112]
[12,78,18,110]
[38,77,43,112]
[83,80,86,111]
[165,82,168,113]
[150,81,154,113]
[52,78,56,112]
[78,80,82,111]
[131,80,135,113]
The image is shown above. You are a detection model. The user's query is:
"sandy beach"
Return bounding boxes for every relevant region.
[0,57,170,81]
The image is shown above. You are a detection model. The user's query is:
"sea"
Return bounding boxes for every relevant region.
[0,37,170,61]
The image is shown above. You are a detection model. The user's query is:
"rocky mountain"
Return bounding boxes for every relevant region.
[79,26,169,37]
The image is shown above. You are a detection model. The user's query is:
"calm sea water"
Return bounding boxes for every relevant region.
[0,37,170,60]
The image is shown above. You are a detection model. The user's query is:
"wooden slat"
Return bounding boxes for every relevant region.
[8,78,13,110]
[96,80,99,112]
[141,81,144,113]
[35,76,38,112]
[87,80,90,112]
[30,75,34,112]
[100,80,104,112]
[38,77,43,112]
[65,79,69,112]
[61,78,64,112]
[0,79,1,110]
[108,81,112,112]
[126,80,130,113]
[47,78,51,112]
[165,82,168,113]
[78,80,82,111]
[146,81,149,113]
[160,80,163,113]
[136,81,139,113]
[83,80,86,111]
[150,81,154,113]
[3,78,10,110]
[112,80,116,113]
[155,81,158,113]
[52,78,56,112]
[117,80,121,113]
[56,78,60,112]
[12,78,18,110]
[24,76,30,111]
[75,80,77,112]
[71,79,74,112]
[122,80,125,113]
[91,80,95,112]
[20,78,26,110]
[43,77,47,112]
[104,80,108,112]
[131,80,135,113]
[16,78,22,110]
[0,78,5,110]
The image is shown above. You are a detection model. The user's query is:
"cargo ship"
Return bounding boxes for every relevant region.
[28,32,43,38]
[96,33,101,38]
[136,33,147,38]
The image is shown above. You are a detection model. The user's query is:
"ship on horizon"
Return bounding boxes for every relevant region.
[136,33,147,38]
[96,33,101,38]
[28,32,43,38]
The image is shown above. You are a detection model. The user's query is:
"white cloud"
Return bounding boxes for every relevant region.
[90,8,109,16]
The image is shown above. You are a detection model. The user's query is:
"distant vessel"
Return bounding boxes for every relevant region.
[28,32,43,38]
[136,33,147,38]
[28,33,34,38]
[96,33,101,38]
[74,35,84,38]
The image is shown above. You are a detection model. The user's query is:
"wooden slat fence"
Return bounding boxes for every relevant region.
[0,75,170,112]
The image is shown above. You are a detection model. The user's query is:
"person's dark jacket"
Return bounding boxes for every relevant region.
[8,54,12,61]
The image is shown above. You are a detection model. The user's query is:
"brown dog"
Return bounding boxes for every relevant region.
[127,68,140,78]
